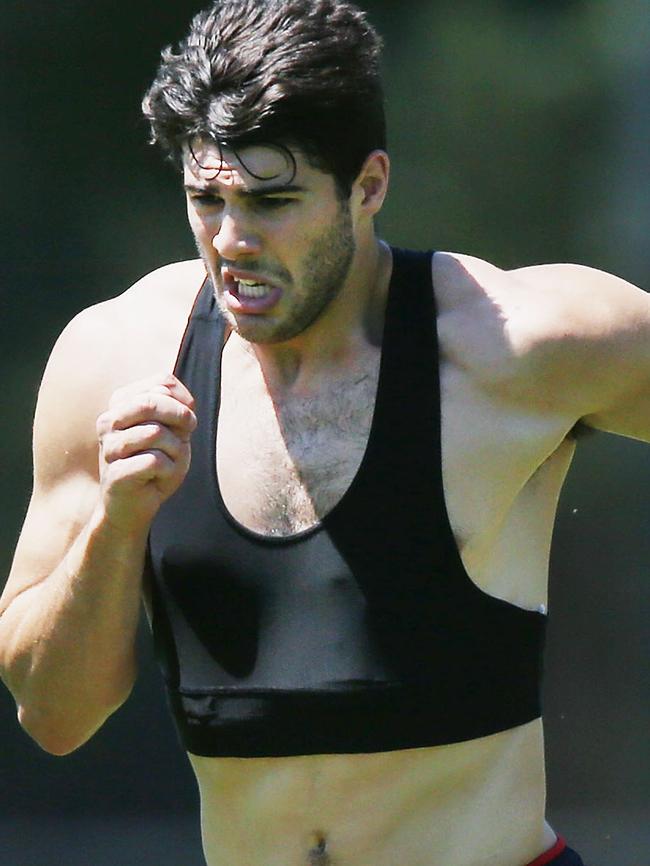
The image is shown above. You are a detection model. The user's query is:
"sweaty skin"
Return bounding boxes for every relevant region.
[1,146,649,866]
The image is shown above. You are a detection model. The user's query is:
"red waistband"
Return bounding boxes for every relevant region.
[525,836,567,866]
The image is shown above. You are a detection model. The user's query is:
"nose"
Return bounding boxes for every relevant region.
[212,211,262,261]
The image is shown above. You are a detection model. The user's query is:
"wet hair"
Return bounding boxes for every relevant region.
[142,0,386,196]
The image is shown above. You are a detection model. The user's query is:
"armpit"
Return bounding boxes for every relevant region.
[567,420,597,441]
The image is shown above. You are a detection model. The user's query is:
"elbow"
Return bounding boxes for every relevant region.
[16,675,135,756]
[28,731,87,757]
[18,703,94,755]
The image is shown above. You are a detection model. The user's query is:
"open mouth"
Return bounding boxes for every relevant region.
[234,278,274,299]
[221,270,282,313]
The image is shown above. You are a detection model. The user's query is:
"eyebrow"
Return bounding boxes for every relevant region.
[183,182,306,197]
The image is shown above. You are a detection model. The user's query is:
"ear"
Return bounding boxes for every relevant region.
[352,150,390,217]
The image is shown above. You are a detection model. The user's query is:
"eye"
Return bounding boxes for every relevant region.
[255,197,293,210]
[190,194,223,208]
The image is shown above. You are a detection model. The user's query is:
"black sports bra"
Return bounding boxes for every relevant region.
[148,248,546,757]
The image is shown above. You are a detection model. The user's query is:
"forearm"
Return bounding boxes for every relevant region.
[0,505,147,754]
[1,369,196,754]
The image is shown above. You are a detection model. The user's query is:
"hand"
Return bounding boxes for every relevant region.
[96,374,197,533]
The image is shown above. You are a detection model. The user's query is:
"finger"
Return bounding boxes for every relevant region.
[100,423,190,464]
[150,377,195,408]
[98,393,197,437]
[109,373,195,409]
[102,449,182,486]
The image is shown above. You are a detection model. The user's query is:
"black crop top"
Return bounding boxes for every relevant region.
[148,247,546,758]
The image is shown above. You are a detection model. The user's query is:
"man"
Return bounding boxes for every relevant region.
[0,1,648,864]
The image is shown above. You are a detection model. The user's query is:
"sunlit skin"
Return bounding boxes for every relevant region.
[2,118,650,866]
[183,138,391,390]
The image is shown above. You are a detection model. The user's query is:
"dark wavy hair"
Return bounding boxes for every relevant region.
[142,0,386,196]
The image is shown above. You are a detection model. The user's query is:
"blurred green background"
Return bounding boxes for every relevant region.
[1,1,648,864]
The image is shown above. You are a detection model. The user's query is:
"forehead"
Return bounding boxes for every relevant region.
[183,138,314,189]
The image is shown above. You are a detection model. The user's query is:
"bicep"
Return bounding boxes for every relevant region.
[516,264,650,442]
[581,378,650,442]
[1,313,107,614]
[1,472,99,616]
[576,282,650,441]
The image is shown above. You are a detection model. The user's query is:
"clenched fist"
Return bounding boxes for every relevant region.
[96,374,197,533]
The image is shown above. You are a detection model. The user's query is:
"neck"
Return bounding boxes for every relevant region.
[236,237,392,395]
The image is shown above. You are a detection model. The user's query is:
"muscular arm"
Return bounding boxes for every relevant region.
[0,299,196,755]
[1,478,148,755]
[513,263,650,442]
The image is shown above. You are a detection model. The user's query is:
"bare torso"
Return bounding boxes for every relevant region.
[189,723,553,866]
[82,250,577,865]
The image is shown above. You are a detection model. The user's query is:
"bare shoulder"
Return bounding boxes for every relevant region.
[44,257,205,389]
[431,251,533,386]
[121,257,206,309]
[431,250,507,306]
[96,257,206,342]
[512,260,650,339]
[432,251,650,434]
[433,251,649,356]
[34,258,206,486]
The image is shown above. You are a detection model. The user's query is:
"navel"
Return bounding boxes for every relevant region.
[307,831,332,866]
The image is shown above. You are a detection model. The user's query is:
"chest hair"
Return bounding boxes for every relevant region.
[217,367,379,536]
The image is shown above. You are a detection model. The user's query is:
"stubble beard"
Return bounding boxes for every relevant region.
[201,201,356,345]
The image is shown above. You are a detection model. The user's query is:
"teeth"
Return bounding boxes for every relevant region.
[237,280,271,298]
